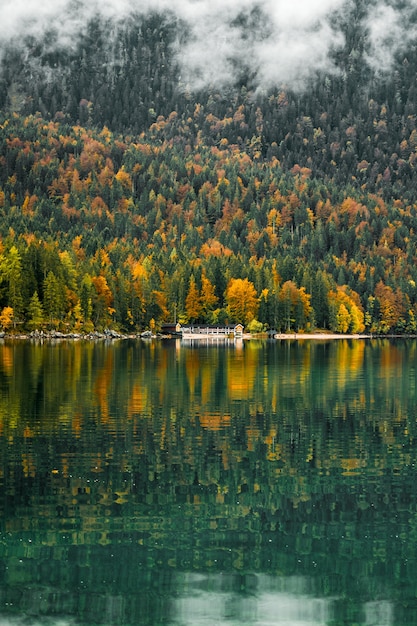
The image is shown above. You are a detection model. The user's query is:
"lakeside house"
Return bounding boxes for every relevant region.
[161,323,244,339]
[160,323,182,336]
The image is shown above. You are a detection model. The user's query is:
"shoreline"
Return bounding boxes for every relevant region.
[0,330,413,342]
[273,332,370,340]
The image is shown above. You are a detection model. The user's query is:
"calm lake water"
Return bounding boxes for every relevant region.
[0,337,416,625]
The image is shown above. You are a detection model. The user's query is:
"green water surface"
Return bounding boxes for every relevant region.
[0,337,416,625]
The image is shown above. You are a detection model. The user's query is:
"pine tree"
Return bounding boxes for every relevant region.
[27,291,44,331]
[43,271,65,327]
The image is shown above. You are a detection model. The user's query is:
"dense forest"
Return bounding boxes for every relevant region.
[1,5,417,334]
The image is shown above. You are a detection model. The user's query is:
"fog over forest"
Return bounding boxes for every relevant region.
[1,0,416,91]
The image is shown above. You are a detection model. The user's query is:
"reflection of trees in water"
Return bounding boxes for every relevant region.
[1,339,417,487]
[0,562,396,625]
[0,339,416,623]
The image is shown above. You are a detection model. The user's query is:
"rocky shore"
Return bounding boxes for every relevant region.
[0,329,137,341]
[0,330,391,341]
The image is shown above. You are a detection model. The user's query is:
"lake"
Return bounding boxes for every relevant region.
[0,337,416,625]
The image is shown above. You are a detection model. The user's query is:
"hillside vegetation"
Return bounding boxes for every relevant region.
[1,9,417,334]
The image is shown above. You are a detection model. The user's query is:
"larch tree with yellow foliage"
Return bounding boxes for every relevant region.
[185,275,202,322]
[328,286,365,334]
[225,278,258,325]
[0,306,14,331]
[200,273,218,322]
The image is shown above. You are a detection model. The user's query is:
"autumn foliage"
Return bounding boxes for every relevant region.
[0,112,416,334]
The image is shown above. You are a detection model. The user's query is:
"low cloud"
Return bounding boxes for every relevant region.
[173,0,348,91]
[364,1,417,72]
[0,0,415,91]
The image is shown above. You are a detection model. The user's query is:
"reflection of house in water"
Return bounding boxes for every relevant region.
[171,572,393,626]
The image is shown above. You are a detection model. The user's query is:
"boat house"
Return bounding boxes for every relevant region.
[180,324,244,338]
[160,323,182,336]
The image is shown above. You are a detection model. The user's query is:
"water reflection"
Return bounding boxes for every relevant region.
[0,574,395,626]
[172,573,332,625]
[364,601,393,626]
[0,338,416,625]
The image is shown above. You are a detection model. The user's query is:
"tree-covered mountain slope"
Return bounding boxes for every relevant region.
[1,4,417,201]
[1,4,417,333]
[0,111,415,334]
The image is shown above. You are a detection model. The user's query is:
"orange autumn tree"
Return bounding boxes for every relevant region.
[225,278,258,325]
[200,273,218,322]
[92,275,115,328]
[185,275,203,322]
[126,256,148,326]
[374,281,405,333]
[0,306,14,331]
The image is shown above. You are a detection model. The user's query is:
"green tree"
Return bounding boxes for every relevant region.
[311,270,331,329]
[278,281,312,332]
[79,274,94,330]
[0,246,24,321]
[43,271,65,326]
[27,291,44,331]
